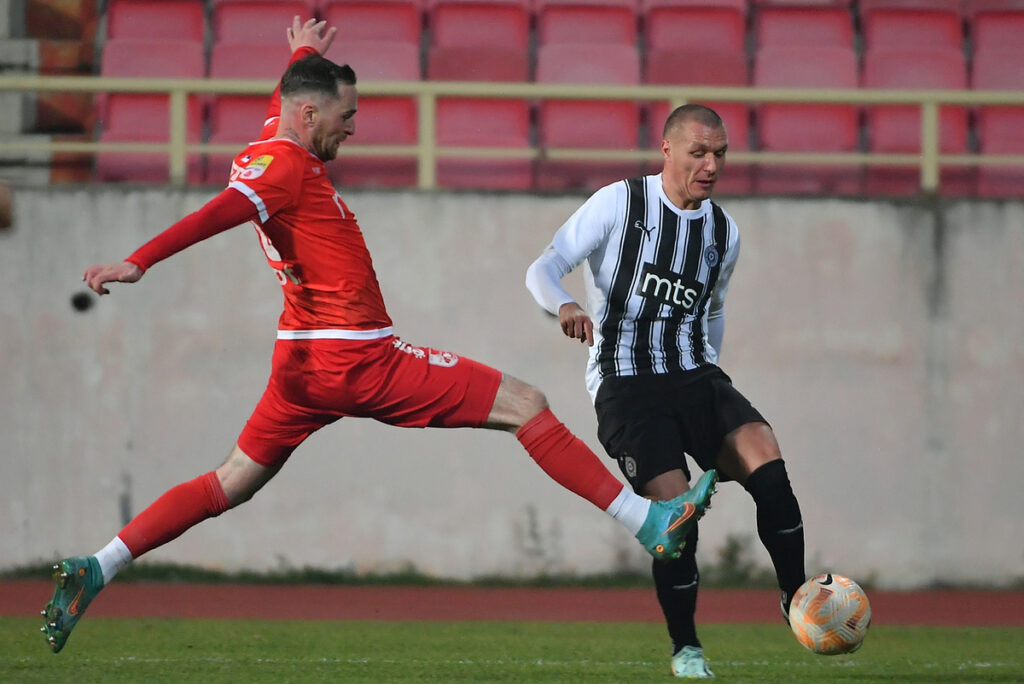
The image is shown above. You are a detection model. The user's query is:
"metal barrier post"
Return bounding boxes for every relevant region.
[417,92,437,190]
[169,89,187,185]
[920,101,940,193]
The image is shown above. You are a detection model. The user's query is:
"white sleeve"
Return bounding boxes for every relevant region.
[525,182,622,313]
[706,212,740,359]
[525,246,575,315]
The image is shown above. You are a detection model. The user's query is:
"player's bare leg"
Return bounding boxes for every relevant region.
[42,445,278,653]
[487,374,716,560]
[718,421,806,621]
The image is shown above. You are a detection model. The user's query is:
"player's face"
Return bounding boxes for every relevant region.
[311,84,358,162]
[661,120,728,211]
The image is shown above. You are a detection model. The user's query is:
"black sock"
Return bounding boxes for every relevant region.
[744,459,806,604]
[652,525,700,654]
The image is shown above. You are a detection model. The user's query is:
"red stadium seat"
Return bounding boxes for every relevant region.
[213,1,316,44]
[644,48,750,194]
[535,43,643,190]
[971,7,1024,51]
[100,38,205,78]
[753,45,860,195]
[642,0,746,11]
[96,39,205,183]
[429,1,529,49]
[862,48,971,196]
[428,44,531,189]
[536,1,639,46]
[750,0,849,5]
[323,0,422,45]
[208,43,292,80]
[324,40,421,188]
[205,44,293,184]
[106,0,206,41]
[972,47,1024,197]
[754,5,854,48]
[96,96,204,183]
[436,98,533,189]
[644,4,745,53]
[861,5,963,51]
[428,46,528,82]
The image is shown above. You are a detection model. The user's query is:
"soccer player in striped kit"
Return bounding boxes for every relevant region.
[40,19,717,654]
[527,105,806,678]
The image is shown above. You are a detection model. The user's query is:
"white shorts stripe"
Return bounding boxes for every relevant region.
[277,327,394,341]
[229,180,269,222]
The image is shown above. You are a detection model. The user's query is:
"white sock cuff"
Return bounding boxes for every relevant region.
[94,536,134,586]
[605,486,651,535]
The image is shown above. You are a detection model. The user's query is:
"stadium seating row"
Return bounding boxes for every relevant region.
[89,0,1024,195]
[103,0,1024,53]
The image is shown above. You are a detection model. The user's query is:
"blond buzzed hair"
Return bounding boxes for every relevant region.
[662,104,724,139]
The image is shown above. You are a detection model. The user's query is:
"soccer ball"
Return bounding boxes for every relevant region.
[788,573,871,655]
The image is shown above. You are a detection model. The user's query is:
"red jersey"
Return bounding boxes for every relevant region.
[227,139,392,334]
[125,46,391,337]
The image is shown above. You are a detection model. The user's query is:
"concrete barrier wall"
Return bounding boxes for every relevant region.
[2,188,1021,589]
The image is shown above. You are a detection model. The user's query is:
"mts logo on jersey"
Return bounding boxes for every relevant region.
[636,263,701,312]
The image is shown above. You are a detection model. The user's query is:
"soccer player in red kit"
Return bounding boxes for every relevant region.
[41,18,718,654]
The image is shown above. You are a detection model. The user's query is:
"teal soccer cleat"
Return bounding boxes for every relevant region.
[635,469,718,560]
[672,645,715,678]
[41,557,104,653]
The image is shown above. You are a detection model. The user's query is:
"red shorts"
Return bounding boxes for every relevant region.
[237,336,503,467]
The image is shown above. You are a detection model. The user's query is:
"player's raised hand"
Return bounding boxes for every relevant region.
[559,302,595,346]
[83,261,143,295]
[287,16,337,55]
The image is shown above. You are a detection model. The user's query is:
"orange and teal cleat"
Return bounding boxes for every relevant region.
[635,469,718,560]
[41,557,104,653]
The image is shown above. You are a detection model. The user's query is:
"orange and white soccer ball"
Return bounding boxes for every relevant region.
[788,573,871,655]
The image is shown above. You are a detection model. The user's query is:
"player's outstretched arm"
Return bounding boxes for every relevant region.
[83,261,143,295]
[82,188,258,296]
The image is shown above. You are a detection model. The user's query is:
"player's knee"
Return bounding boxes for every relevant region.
[217,446,278,506]
[519,382,549,420]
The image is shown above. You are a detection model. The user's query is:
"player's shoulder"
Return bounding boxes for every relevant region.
[233,138,309,181]
[710,199,739,228]
[709,200,741,252]
[587,176,640,209]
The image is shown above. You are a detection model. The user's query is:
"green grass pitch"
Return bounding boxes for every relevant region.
[2,618,1022,682]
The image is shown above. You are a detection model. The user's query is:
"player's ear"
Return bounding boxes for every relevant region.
[661,137,672,161]
[301,102,318,127]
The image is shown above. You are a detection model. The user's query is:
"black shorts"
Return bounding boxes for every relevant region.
[594,366,767,492]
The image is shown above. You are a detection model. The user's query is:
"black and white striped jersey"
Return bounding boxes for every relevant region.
[527,174,740,401]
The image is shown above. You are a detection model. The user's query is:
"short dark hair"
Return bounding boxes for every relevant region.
[280,55,357,100]
[662,104,723,139]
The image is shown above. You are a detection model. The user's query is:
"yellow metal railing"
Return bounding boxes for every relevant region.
[3,75,1024,190]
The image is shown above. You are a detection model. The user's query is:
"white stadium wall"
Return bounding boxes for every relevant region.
[2,189,1022,590]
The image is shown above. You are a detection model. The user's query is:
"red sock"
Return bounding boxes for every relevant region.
[118,471,231,558]
[516,408,624,510]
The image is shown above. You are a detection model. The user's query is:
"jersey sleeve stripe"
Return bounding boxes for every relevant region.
[228,180,270,223]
